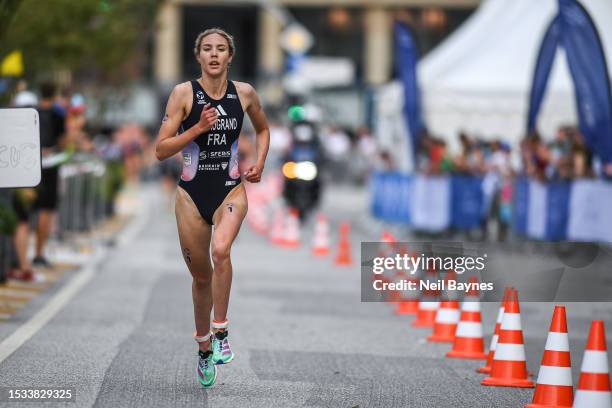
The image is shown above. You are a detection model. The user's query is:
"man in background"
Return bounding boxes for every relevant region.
[33,81,66,268]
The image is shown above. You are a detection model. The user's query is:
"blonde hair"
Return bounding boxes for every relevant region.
[193,28,235,58]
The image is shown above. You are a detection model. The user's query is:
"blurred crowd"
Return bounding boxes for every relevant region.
[412,126,611,181]
[1,81,151,282]
[521,127,612,181]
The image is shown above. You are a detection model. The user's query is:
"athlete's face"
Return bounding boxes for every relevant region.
[197,34,233,77]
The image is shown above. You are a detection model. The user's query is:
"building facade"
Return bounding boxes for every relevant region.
[154,0,478,88]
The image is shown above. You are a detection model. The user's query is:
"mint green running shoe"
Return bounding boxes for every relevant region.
[197,350,217,387]
[212,330,234,364]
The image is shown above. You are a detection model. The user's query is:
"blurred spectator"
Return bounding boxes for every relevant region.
[378,150,396,171]
[113,123,149,185]
[570,129,593,179]
[65,94,94,153]
[522,131,550,181]
[267,119,292,169]
[33,81,66,268]
[349,126,377,184]
[94,131,124,216]
[453,132,472,173]
[8,90,39,280]
[159,153,182,211]
[322,125,351,182]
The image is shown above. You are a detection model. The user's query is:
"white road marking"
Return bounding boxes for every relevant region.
[0,190,152,364]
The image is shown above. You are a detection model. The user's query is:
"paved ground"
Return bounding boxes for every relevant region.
[0,182,610,408]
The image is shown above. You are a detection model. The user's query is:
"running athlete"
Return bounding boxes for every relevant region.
[155,28,270,387]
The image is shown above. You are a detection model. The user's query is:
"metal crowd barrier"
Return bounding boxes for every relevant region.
[0,154,111,281]
[56,153,108,241]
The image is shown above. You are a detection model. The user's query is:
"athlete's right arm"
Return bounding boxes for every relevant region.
[155,83,217,161]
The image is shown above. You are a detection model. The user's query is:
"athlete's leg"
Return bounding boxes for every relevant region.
[210,183,248,324]
[175,186,214,352]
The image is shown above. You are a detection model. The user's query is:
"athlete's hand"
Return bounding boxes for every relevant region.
[196,103,218,133]
[244,164,263,183]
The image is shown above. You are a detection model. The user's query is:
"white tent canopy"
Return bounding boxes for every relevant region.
[418,0,612,151]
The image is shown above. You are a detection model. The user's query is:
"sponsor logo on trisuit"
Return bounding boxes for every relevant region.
[221,162,228,170]
[210,151,231,158]
[225,180,236,186]
[196,90,206,104]
[215,105,228,116]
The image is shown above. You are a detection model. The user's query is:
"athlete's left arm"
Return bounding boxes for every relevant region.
[243,84,270,183]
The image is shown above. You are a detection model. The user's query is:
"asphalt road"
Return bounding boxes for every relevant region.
[0,182,610,408]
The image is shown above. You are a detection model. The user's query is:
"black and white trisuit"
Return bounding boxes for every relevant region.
[178,79,244,225]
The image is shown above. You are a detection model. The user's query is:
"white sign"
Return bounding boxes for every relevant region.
[0,108,41,188]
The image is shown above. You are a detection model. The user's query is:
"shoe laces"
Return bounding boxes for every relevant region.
[198,350,212,370]
[214,330,229,353]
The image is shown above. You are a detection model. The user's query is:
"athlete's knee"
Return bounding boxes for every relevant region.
[192,272,212,288]
[211,242,231,266]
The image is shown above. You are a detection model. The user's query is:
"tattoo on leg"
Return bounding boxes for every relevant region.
[226,203,233,213]
[183,247,192,264]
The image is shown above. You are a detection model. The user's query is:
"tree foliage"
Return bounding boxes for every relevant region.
[0,0,163,83]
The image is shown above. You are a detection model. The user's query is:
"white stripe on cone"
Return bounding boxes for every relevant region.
[462,301,480,312]
[536,365,573,386]
[495,306,504,323]
[455,322,483,338]
[420,301,439,311]
[573,390,612,408]
[544,332,570,352]
[488,307,504,352]
[500,313,522,330]
[436,308,460,323]
[581,351,611,373]
[490,334,499,351]
[494,343,527,361]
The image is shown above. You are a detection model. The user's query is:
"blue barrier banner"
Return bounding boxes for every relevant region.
[513,176,529,235]
[527,16,561,132]
[412,175,450,232]
[451,175,484,229]
[370,172,383,218]
[370,171,411,224]
[527,179,548,240]
[568,179,612,243]
[545,181,571,241]
[559,0,612,163]
[395,22,424,159]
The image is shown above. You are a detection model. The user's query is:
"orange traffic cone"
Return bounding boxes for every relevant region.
[311,213,330,256]
[395,299,419,315]
[395,265,420,315]
[377,230,398,260]
[573,320,612,408]
[270,208,285,245]
[482,288,534,388]
[478,287,511,373]
[334,222,353,266]
[447,276,486,359]
[412,268,440,328]
[282,208,300,248]
[427,271,460,343]
[526,305,573,408]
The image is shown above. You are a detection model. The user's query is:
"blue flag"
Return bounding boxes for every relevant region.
[528,0,612,164]
[395,22,425,159]
[527,16,561,132]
